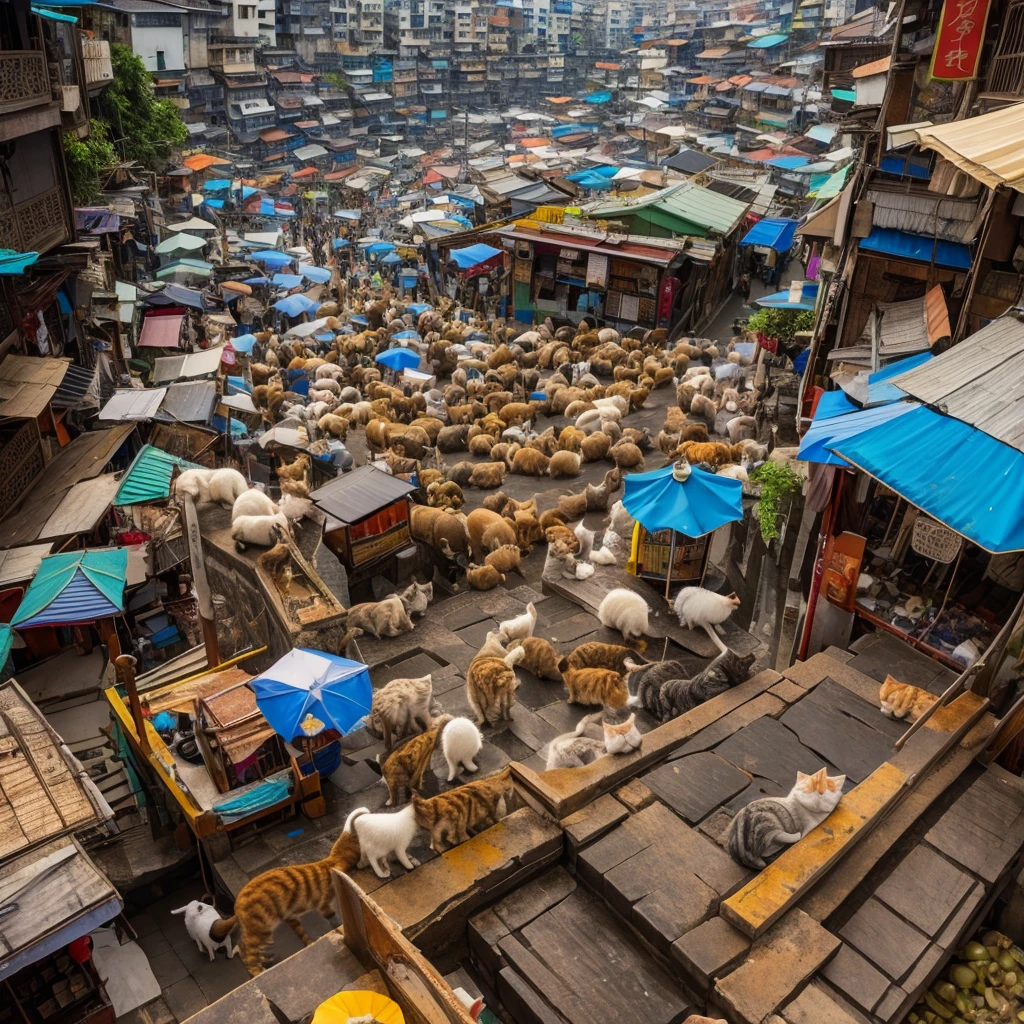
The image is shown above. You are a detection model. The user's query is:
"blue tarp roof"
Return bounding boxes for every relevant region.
[861,350,934,405]
[859,227,971,269]
[748,32,789,47]
[740,217,798,251]
[13,548,128,628]
[800,400,917,467]
[766,155,809,170]
[449,243,502,269]
[585,91,612,104]
[832,405,1024,553]
[754,281,818,310]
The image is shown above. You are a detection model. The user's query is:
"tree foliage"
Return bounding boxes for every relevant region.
[63,119,117,204]
[97,44,188,168]
[746,306,815,341]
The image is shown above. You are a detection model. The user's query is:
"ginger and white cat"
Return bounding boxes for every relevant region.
[878,675,938,722]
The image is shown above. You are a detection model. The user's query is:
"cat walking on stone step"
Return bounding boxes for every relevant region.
[726,768,846,870]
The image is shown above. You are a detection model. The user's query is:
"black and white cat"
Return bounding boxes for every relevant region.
[726,768,846,870]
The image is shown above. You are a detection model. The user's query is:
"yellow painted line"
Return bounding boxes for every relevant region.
[722,761,907,937]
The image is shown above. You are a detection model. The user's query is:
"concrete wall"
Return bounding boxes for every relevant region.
[132,24,185,72]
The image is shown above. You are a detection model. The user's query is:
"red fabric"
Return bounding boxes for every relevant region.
[117,531,151,545]
[68,936,92,963]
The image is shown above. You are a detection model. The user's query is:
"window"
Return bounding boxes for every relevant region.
[238,4,256,18]
[986,1,1024,96]
[156,49,166,69]
[134,12,181,26]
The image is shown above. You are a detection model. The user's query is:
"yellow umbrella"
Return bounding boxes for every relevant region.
[312,991,404,1024]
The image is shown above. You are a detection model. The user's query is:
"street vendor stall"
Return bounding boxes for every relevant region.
[311,466,418,591]
[623,461,744,599]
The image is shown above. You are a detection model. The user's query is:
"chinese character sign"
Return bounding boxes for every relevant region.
[930,0,992,80]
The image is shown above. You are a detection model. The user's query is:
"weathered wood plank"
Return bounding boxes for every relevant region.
[781,979,866,1024]
[491,867,576,933]
[560,794,628,857]
[512,669,782,818]
[715,909,841,1024]
[670,917,751,989]
[838,896,931,982]
[873,845,975,936]
[645,752,752,824]
[668,692,786,758]
[820,943,892,1013]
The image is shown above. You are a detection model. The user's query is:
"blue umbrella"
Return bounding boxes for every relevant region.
[364,241,396,255]
[231,333,258,354]
[376,347,421,371]
[299,263,332,284]
[252,250,294,268]
[251,647,371,742]
[273,272,303,288]
[393,329,421,341]
[623,464,743,538]
[274,293,319,317]
[381,253,402,264]
[243,276,271,285]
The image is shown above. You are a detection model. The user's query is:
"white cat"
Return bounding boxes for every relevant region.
[441,717,483,781]
[170,900,237,960]
[347,805,420,878]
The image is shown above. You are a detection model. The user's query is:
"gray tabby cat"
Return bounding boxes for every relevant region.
[626,649,755,722]
[726,768,846,870]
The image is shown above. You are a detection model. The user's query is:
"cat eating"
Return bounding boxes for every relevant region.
[726,768,846,870]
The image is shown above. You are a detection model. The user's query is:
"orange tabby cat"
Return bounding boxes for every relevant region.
[878,675,938,721]
[560,640,647,675]
[508,636,563,680]
[412,767,514,852]
[215,822,360,976]
[563,667,629,708]
[466,648,524,726]
[379,714,452,805]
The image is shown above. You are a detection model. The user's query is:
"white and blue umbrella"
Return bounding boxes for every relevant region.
[376,347,421,371]
[251,647,371,742]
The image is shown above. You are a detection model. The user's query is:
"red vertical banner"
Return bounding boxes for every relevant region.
[930,0,992,81]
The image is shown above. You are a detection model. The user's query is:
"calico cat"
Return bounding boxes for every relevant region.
[365,674,436,749]
[509,636,563,681]
[412,767,515,852]
[560,640,646,676]
[219,817,361,976]
[545,709,642,770]
[726,768,846,870]
[879,675,938,721]
[466,648,525,726]
[563,667,629,708]
[379,715,452,805]
[627,649,754,721]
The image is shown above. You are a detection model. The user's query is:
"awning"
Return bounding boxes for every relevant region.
[800,399,917,466]
[0,355,69,419]
[831,405,1024,553]
[740,217,797,251]
[12,547,129,627]
[748,33,789,47]
[0,543,53,587]
[152,345,225,383]
[311,465,417,525]
[138,313,185,349]
[38,474,120,541]
[913,103,1024,193]
[98,388,167,421]
[155,233,207,255]
[448,243,503,270]
[858,227,972,270]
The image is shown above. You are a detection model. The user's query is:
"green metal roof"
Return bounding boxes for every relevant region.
[114,444,204,506]
[810,164,850,199]
[585,181,751,238]
[12,548,129,628]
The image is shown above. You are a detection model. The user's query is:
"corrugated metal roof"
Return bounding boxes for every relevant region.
[890,316,1024,451]
[114,444,204,506]
[913,103,1024,192]
[584,180,750,237]
[312,465,416,525]
[152,346,225,384]
[12,547,129,628]
[39,474,120,541]
[52,363,101,411]
[157,380,218,423]
[865,188,981,243]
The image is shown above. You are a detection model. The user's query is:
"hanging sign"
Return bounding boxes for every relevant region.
[911,516,962,563]
[930,0,992,81]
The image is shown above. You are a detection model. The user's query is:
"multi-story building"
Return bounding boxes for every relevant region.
[384,0,448,57]
[208,36,273,142]
[452,3,488,55]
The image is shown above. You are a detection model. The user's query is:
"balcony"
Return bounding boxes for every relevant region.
[0,185,70,255]
[0,51,53,115]
[82,39,114,90]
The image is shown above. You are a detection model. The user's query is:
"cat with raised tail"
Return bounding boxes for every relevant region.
[726,768,846,870]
